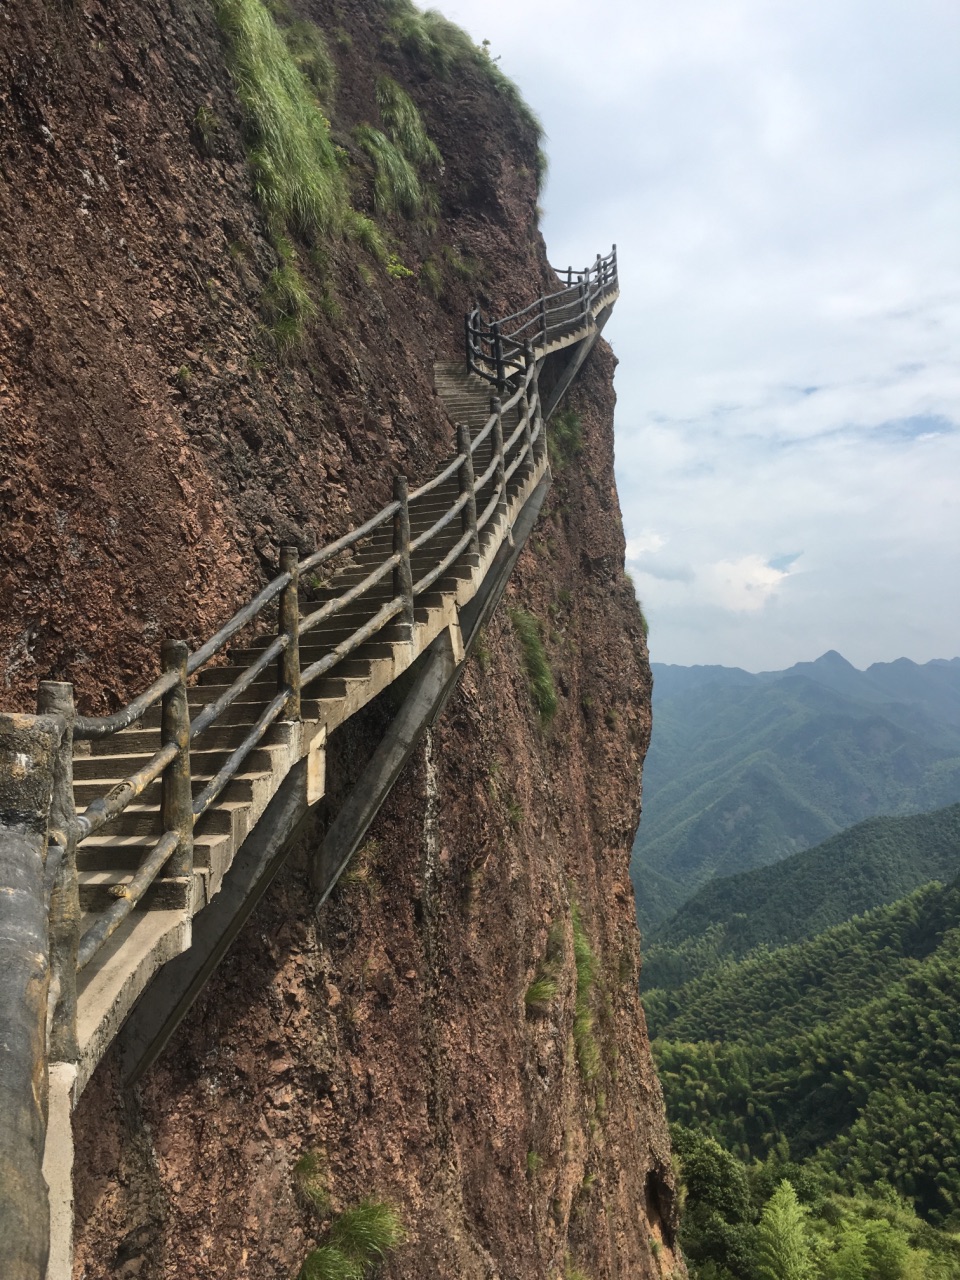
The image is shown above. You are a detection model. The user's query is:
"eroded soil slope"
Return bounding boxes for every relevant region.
[1,1,681,1275]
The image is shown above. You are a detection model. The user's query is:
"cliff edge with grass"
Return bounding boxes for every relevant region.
[0,2,682,1276]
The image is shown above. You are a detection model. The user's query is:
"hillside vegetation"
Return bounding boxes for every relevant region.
[644,844,960,1275]
[632,652,960,927]
[644,802,960,990]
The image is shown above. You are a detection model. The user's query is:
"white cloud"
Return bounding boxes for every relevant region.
[702,556,792,613]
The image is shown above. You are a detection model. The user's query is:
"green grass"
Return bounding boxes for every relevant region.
[214,0,346,236]
[420,256,442,298]
[345,210,387,261]
[383,3,545,186]
[548,409,584,470]
[192,104,221,153]
[281,20,337,104]
[354,124,424,218]
[525,976,559,1010]
[526,1150,543,1175]
[571,901,600,1082]
[387,3,476,77]
[328,1201,405,1262]
[509,608,557,724]
[375,75,441,169]
[293,1151,330,1216]
[441,244,478,280]
[299,1200,403,1280]
[262,248,316,351]
[299,1246,362,1280]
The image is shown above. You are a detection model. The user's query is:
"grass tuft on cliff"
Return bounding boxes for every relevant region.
[262,241,316,351]
[509,608,557,724]
[329,1200,405,1262]
[548,408,584,470]
[375,75,442,170]
[354,124,424,219]
[293,1150,330,1216]
[279,18,337,104]
[299,1200,404,1280]
[299,1247,362,1280]
[214,0,347,236]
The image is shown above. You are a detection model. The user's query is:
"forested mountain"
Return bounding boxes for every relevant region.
[644,873,960,1277]
[644,802,960,989]
[632,652,960,927]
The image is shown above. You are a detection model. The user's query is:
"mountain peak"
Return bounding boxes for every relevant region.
[813,649,856,668]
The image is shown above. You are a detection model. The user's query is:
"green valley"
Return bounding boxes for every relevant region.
[641,802,960,1278]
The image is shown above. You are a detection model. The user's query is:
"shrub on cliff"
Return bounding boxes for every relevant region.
[509,608,557,724]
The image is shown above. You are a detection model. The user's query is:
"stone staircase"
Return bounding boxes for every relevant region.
[70,358,530,1088]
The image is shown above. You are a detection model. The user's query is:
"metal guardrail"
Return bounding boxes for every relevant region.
[466,245,618,385]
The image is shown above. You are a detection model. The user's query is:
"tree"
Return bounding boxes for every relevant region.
[755,1180,815,1280]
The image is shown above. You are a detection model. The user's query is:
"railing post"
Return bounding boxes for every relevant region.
[566,265,572,287]
[393,475,414,640]
[539,295,547,347]
[491,394,507,512]
[160,639,193,880]
[521,343,536,466]
[36,681,79,1065]
[532,363,547,467]
[492,321,505,390]
[456,422,480,555]
[278,545,301,720]
[464,311,473,375]
[578,274,587,323]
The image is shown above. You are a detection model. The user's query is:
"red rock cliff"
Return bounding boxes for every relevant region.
[0,1,682,1275]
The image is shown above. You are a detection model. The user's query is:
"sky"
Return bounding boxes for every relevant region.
[440,0,960,672]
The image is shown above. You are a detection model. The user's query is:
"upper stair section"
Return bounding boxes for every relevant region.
[465,247,618,384]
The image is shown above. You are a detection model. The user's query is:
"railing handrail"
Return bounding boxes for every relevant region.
[0,248,617,1280]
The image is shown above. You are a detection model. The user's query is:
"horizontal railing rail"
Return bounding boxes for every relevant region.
[60,357,542,976]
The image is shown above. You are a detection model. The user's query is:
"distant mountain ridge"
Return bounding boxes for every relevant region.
[632,652,960,927]
[643,801,960,991]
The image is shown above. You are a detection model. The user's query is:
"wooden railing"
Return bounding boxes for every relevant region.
[46,359,546,982]
[466,245,618,384]
[0,251,617,1280]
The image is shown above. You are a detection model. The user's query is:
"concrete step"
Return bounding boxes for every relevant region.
[87,720,288,757]
[78,867,201,912]
[95,799,246,839]
[73,745,281,781]
[76,831,234,874]
[203,643,395,687]
[74,769,272,808]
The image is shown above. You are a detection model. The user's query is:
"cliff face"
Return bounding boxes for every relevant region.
[1,1,681,1276]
